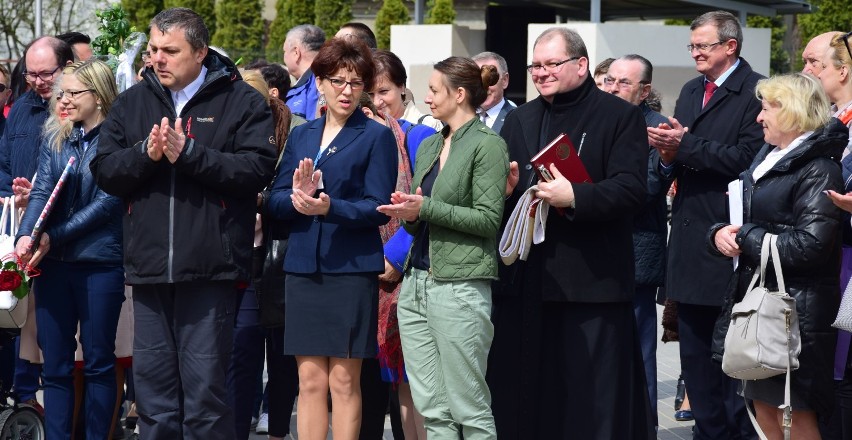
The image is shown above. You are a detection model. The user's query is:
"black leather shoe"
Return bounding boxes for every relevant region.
[674,409,694,421]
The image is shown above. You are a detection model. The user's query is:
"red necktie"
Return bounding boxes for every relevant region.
[703,82,718,108]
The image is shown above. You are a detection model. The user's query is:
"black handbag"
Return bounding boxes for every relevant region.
[253,216,289,329]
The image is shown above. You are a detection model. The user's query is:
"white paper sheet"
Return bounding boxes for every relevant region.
[728,179,743,269]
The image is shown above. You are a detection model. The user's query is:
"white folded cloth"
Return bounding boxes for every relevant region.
[499,186,548,265]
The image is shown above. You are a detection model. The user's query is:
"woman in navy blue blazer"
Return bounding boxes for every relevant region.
[267,38,397,440]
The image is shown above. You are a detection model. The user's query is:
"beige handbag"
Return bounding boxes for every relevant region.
[722,234,800,440]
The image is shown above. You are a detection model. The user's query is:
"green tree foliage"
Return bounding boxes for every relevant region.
[797,0,852,69]
[213,0,265,63]
[425,0,456,24]
[375,0,410,49]
[746,15,788,75]
[164,0,217,36]
[265,0,316,61]
[121,0,162,33]
[314,0,353,37]
[799,0,852,44]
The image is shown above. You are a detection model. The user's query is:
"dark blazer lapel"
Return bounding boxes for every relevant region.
[315,110,368,168]
[492,100,516,134]
[302,116,325,162]
[699,59,751,118]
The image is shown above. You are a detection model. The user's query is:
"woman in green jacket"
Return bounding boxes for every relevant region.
[377,56,509,440]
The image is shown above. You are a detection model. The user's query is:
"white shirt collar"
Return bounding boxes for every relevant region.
[171,65,208,116]
[478,98,505,128]
[483,98,505,127]
[708,58,740,87]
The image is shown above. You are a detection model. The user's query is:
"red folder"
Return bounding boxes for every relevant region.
[530,133,592,184]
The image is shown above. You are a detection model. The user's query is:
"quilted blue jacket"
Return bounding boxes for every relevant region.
[17,124,123,264]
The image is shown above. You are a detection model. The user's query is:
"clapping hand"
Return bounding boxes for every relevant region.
[292,159,322,195]
[505,161,519,197]
[647,118,688,165]
[12,177,32,207]
[376,188,423,222]
[147,117,186,163]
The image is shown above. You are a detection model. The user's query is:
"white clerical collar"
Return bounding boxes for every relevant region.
[171,65,208,116]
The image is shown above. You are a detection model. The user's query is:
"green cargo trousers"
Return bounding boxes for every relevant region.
[397,267,496,440]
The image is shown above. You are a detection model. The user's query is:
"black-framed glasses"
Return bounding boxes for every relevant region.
[23,66,61,82]
[687,41,724,53]
[325,77,365,90]
[842,31,852,65]
[526,57,581,74]
[603,77,648,89]
[0,84,6,93]
[57,89,95,101]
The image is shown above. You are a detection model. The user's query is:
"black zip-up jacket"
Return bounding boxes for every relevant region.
[709,118,848,416]
[91,50,277,284]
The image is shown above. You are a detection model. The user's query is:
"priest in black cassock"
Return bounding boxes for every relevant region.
[487,27,655,439]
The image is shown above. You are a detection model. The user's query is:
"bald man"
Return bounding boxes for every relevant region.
[802,32,841,76]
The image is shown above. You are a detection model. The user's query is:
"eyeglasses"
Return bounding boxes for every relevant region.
[842,31,852,66]
[687,41,725,53]
[23,66,61,82]
[325,77,365,90]
[603,77,648,89]
[57,89,95,101]
[0,84,6,93]
[527,57,581,74]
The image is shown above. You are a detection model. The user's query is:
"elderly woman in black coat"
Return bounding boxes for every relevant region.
[710,73,847,439]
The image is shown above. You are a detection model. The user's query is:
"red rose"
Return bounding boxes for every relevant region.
[0,270,22,291]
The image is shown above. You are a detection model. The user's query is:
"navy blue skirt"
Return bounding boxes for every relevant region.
[283,273,378,358]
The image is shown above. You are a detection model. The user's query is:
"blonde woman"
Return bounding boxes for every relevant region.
[819,31,852,440]
[711,73,846,439]
[14,59,124,440]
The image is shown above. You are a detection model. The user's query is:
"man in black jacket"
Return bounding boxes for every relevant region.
[606,54,670,428]
[91,8,277,439]
[648,10,764,439]
[489,27,653,439]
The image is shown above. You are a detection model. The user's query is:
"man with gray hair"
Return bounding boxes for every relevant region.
[647,10,764,439]
[605,54,669,428]
[283,24,326,120]
[489,27,654,438]
[92,8,277,439]
[472,51,515,134]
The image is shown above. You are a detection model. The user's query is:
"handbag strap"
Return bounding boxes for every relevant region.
[746,233,772,293]
[743,235,794,440]
[0,196,15,237]
[768,234,786,294]
[0,198,9,237]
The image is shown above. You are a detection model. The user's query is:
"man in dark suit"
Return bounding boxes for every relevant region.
[647,10,765,439]
[605,54,670,429]
[472,51,516,134]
